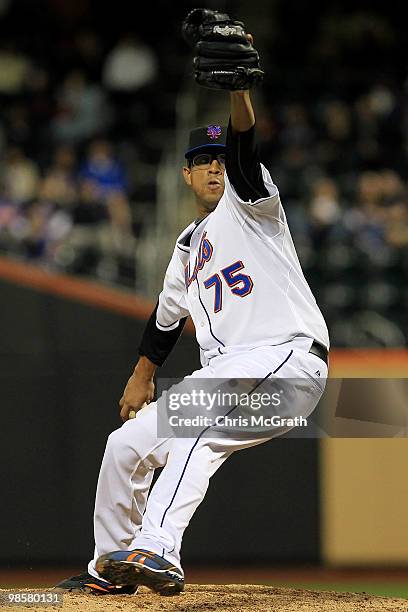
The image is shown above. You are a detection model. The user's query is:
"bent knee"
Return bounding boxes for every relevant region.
[105,425,137,456]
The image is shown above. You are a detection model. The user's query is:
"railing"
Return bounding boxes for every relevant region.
[134,71,199,299]
[134,69,231,299]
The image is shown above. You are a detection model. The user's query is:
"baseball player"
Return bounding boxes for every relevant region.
[56,10,329,596]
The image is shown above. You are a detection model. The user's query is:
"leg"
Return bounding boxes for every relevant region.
[97,339,327,591]
[133,435,264,567]
[96,435,260,594]
[138,338,327,568]
[132,437,233,565]
[88,402,172,577]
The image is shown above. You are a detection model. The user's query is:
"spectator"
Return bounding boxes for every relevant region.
[0,183,18,253]
[57,179,107,276]
[280,104,314,149]
[14,198,71,262]
[102,34,157,93]
[5,104,32,152]
[102,34,158,137]
[339,172,383,252]
[41,145,78,208]
[380,169,405,205]
[0,42,30,95]
[74,30,104,81]
[39,171,76,210]
[0,146,40,204]
[52,70,111,144]
[308,177,342,249]
[24,64,55,159]
[78,139,127,197]
[71,179,107,227]
[99,191,136,258]
[95,191,137,285]
[385,197,408,249]
[316,100,355,173]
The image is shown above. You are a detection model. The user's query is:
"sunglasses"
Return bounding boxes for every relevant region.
[189,153,226,169]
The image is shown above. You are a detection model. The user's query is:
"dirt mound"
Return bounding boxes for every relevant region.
[1,585,407,612]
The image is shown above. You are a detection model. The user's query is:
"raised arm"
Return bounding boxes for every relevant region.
[182,9,271,203]
[226,89,269,201]
[230,90,255,133]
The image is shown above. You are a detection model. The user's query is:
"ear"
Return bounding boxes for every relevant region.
[183,166,192,186]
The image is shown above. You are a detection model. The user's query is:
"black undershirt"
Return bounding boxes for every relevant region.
[139,301,188,366]
[139,121,268,366]
[226,119,269,201]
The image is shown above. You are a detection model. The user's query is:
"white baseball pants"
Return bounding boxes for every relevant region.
[88,336,327,578]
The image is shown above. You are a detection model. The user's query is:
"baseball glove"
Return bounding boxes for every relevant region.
[182,8,264,91]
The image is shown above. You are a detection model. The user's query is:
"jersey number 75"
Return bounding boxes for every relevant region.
[203,260,253,313]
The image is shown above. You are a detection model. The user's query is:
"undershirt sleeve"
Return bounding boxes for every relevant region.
[225,119,269,202]
[139,301,188,366]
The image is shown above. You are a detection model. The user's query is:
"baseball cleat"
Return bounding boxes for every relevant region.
[53,571,137,595]
[96,549,184,596]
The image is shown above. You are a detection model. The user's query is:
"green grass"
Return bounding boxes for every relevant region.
[271,582,408,599]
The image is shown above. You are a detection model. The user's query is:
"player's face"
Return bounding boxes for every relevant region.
[183,154,225,215]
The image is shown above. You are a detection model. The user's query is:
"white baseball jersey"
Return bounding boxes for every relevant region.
[156,164,329,361]
[89,168,331,581]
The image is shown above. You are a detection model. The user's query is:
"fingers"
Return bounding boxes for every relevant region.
[119,374,155,421]
[120,403,128,422]
[120,401,149,422]
[247,33,254,44]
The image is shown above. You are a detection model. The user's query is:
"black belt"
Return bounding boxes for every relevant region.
[309,340,329,366]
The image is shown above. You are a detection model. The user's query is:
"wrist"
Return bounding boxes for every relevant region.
[230,90,250,98]
[230,89,255,133]
[134,356,156,380]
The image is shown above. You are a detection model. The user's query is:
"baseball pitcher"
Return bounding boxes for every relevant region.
[56,9,329,596]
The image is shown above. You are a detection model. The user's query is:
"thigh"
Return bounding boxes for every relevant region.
[191,343,326,440]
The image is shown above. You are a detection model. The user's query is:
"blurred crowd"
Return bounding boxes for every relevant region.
[0,0,406,345]
[0,139,140,284]
[257,91,407,346]
[0,0,181,286]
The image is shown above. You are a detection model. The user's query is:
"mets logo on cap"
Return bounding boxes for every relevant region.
[207,125,222,140]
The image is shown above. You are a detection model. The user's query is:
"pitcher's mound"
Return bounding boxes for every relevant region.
[1,585,407,612]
